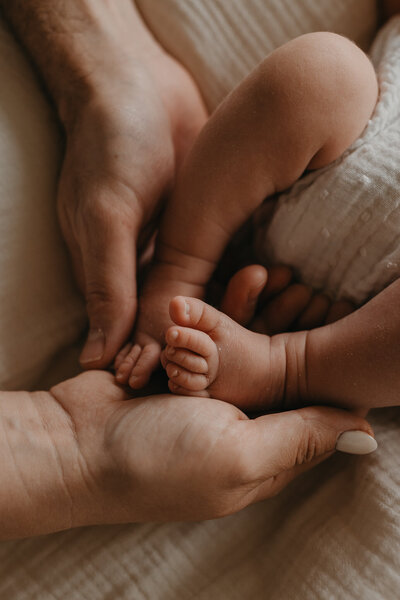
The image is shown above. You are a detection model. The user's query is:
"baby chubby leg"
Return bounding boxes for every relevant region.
[118,32,378,389]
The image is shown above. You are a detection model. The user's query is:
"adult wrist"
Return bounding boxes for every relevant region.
[0,389,98,539]
[0,0,168,130]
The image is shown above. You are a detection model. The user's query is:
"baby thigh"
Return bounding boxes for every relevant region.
[242,32,378,187]
[160,33,378,274]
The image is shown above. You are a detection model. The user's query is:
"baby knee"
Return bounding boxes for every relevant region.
[255,32,378,168]
[298,32,378,167]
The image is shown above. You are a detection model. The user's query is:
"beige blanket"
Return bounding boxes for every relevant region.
[1,1,400,598]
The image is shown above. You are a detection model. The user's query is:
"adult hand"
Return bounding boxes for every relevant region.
[0,268,375,540]
[49,370,374,530]
[58,58,206,369]
[1,0,207,369]
[219,263,355,334]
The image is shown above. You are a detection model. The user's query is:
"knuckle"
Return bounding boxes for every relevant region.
[224,446,253,487]
[80,197,114,229]
[85,286,134,318]
[85,286,115,308]
[294,412,326,465]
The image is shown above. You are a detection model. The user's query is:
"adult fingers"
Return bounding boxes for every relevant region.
[236,405,376,503]
[79,218,137,369]
[252,284,312,334]
[220,264,293,327]
[325,300,355,324]
[220,265,267,325]
[57,203,86,293]
[259,265,293,301]
[295,293,331,330]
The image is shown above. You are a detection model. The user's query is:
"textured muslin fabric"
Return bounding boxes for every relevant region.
[0,21,85,390]
[255,16,400,304]
[1,1,400,600]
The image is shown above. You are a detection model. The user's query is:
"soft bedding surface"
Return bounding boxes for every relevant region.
[1,1,400,598]
[0,22,85,391]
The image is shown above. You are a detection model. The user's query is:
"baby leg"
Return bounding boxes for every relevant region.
[118,32,378,388]
[304,277,400,411]
[163,277,400,412]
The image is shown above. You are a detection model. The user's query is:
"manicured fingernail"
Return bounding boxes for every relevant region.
[184,301,190,316]
[336,431,377,455]
[80,328,105,364]
[170,330,179,341]
[172,369,179,377]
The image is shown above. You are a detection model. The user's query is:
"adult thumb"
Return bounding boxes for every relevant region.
[79,225,137,369]
[239,405,377,502]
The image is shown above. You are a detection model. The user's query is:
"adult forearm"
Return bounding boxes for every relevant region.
[0,0,165,126]
[0,389,95,540]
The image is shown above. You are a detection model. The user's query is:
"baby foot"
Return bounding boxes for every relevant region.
[161,296,288,409]
[115,331,161,389]
[114,263,205,388]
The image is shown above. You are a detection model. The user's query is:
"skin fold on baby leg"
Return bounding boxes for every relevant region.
[116,32,378,389]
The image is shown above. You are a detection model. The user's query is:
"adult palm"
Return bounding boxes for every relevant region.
[51,369,372,526]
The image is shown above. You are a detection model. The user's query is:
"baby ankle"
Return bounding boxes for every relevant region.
[278,331,309,409]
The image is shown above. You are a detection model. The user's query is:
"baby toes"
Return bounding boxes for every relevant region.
[115,343,142,384]
[129,342,161,389]
[164,325,219,387]
[164,345,209,374]
[165,325,215,360]
[166,362,209,392]
[168,379,210,397]
[169,296,221,332]
[114,343,132,371]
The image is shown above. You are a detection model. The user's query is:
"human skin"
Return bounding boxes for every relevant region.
[161,275,400,413]
[0,264,376,541]
[0,0,208,369]
[0,1,357,375]
[0,326,376,542]
[117,32,378,389]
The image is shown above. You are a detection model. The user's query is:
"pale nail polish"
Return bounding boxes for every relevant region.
[184,301,190,316]
[80,328,105,364]
[172,369,179,377]
[336,431,377,455]
[170,330,179,341]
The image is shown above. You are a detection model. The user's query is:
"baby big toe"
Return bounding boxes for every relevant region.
[166,362,209,392]
[169,296,221,333]
[129,343,161,389]
[116,344,142,384]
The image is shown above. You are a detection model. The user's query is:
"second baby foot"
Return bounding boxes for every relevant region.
[162,296,288,409]
[115,263,206,389]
